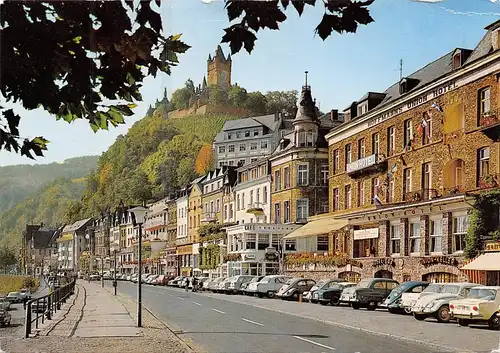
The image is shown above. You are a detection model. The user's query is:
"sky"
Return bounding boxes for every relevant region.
[1,0,499,166]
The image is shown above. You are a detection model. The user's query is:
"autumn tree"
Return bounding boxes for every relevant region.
[1,0,374,158]
[195,145,214,175]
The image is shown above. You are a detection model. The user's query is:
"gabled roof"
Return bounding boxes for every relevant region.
[62,218,93,233]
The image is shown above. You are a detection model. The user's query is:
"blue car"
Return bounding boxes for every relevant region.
[381,281,429,314]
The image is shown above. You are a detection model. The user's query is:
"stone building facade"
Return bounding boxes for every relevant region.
[293,20,500,284]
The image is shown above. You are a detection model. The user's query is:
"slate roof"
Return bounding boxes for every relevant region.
[62,218,92,233]
[214,114,281,143]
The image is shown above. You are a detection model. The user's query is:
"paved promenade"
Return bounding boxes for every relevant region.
[0,281,192,353]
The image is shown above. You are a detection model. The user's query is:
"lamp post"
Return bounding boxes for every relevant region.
[129,206,148,328]
[113,249,117,296]
[85,232,91,276]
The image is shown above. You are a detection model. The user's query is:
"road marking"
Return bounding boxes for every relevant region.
[211,308,225,314]
[241,318,265,327]
[192,301,202,306]
[293,336,336,351]
[177,297,185,300]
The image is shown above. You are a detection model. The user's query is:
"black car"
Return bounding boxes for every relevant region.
[305,278,346,303]
[349,278,400,310]
[317,282,357,306]
[380,281,429,313]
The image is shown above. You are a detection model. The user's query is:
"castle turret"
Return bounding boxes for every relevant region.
[207,46,231,90]
[293,71,319,147]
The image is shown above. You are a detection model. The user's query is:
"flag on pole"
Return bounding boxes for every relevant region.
[431,102,443,112]
[373,194,383,206]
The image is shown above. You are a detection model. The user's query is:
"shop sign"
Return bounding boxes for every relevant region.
[347,154,377,173]
[485,242,500,252]
[354,228,379,240]
[420,256,458,267]
[372,258,395,268]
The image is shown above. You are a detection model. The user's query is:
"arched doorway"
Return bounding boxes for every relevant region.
[443,159,465,194]
[422,272,458,283]
[374,270,393,279]
[338,271,361,283]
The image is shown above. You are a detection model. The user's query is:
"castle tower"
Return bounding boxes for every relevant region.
[207,45,231,90]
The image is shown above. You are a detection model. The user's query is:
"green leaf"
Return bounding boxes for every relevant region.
[72,36,82,44]
[68,50,75,55]
[171,33,182,41]
[127,103,137,109]
[126,72,136,85]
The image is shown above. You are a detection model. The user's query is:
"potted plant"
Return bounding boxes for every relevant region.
[479,175,497,189]
[480,110,498,127]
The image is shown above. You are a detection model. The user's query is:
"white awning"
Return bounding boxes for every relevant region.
[283,218,348,240]
[461,253,500,271]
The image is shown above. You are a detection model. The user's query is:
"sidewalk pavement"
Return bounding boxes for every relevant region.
[0,281,194,353]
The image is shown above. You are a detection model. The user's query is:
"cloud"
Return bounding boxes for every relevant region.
[440,6,500,16]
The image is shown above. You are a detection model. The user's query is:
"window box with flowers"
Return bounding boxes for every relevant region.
[480,110,499,128]
[479,174,498,189]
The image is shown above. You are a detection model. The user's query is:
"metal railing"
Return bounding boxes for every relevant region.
[24,279,76,338]
[403,188,439,202]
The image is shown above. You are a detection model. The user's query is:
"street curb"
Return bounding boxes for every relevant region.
[101,283,197,353]
[39,284,80,337]
[198,292,474,353]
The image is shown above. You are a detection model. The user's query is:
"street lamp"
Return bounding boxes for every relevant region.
[85,232,92,275]
[129,206,148,328]
[113,249,117,296]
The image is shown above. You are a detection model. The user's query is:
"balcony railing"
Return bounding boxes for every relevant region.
[247,202,264,214]
[443,185,466,196]
[478,174,499,190]
[201,212,217,222]
[403,189,439,202]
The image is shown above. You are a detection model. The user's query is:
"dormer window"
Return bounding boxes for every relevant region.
[399,77,419,95]
[357,103,368,116]
[453,51,462,70]
[400,79,408,95]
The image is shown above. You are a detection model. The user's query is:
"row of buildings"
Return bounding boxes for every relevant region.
[22,20,500,285]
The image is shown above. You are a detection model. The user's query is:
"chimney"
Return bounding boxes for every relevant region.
[330,109,338,122]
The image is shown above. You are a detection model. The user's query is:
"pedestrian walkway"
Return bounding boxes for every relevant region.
[72,282,142,338]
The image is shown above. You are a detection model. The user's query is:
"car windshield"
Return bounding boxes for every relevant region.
[467,288,497,300]
[314,279,329,288]
[423,284,443,293]
[391,284,409,295]
[441,285,460,294]
[250,277,263,283]
[7,292,18,296]
[285,278,295,285]
[356,280,371,288]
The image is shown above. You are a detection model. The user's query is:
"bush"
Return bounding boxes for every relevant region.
[0,275,39,295]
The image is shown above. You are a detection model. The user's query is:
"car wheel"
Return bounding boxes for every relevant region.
[267,291,275,299]
[458,319,469,327]
[488,314,500,330]
[320,301,328,306]
[367,301,378,311]
[292,292,299,301]
[351,303,360,310]
[436,305,451,323]
[413,313,427,321]
[258,293,264,298]
[330,296,340,306]
[388,308,398,314]
[404,307,413,314]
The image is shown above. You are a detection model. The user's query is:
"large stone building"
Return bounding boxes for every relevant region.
[286,20,500,284]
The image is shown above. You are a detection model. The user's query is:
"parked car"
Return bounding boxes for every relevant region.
[400,282,444,313]
[304,278,346,303]
[347,278,400,310]
[167,276,182,286]
[241,276,264,295]
[89,274,101,281]
[0,297,11,311]
[5,292,23,304]
[277,278,316,301]
[217,277,233,293]
[206,277,225,292]
[412,282,480,323]
[340,285,357,306]
[227,275,254,294]
[0,309,11,327]
[380,281,429,313]
[450,286,500,329]
[316,282,357,306]
[247,275,290,298]
[19,288,31,302]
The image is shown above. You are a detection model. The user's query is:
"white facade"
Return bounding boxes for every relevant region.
[225,223,300,277]
[176,195,189,242]
[144,198,168,241]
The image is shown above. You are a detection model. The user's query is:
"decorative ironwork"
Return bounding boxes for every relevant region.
[419,256,458,267]
[403,188,439,202]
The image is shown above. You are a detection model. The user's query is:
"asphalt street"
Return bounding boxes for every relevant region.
[113,281,444,353]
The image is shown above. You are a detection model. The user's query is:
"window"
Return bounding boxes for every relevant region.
[404,119,413,149]
[258,234,269,250]
[479,87,491,115]
[228,145,235,152]
[332,188,340,211]
[256,188,260,204]
[387,126,395,156]
[345,185,351,209]
[227,133,233,140]
[245,130,250,137]
[452,215,468,252]
[372,133,379,155]
[345,144,352,167]
[333,149,340,174]
[409,221,421,253]
[251,158,257,163]
[317,236,329,252]
[422,113,432,145]
[320,200,329,214]
[296,199,308,221]
[237,194,240,211]
[403,168,412,199]
[283,200,290,223]
[218,145,226,153]
[390,224,400,254]
[250,142,258,150]
[246,234,256,249]
[298,131,306,147]
[422,163,432,193]
[249,190,253,206]
[261,140,268,149]
[236,132,242,138]
[358,138,365,159]
[371,177,380,204]
[274,170,281,191]
[253,129,259,136]
[224,205,228,220]
[274,203,281,223]
[478,147,490,182]
[297,164,309,186]
[228,160,234,166]
[430,218,443,253]
[306,131,315,147]
[284,167,290,188]
[321,164,329,185]
[357,181,365,207]
[216,199,220,212]
[241,193,245,210]
[239,144,246,152]
[263,186,268,204]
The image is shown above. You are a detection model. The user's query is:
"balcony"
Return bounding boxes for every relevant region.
[443,185,466,196]
[246,202,264,215]
[201,212,217,223]
[403,189,439,202]
[479,111,500,141]
[347,154,387,178]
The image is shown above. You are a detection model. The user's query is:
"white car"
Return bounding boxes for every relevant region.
[247,275,290,298]
[340,285,357,305]
[450,286,500,330]
[400,282,444,313]
[412,282,480,323]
